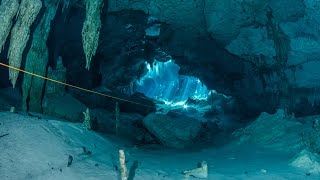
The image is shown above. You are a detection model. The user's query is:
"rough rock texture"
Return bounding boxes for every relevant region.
[22,0,59,112]
[41,56,72,120]
[303,117,320,154]
[0,0,19,51]
[7,0,42,88]
[47,6,261,118]
[205,0,269,43]
[1,0,317,120]
[91,108,155,143]
[269,0,305,22]
[222,0,320,102]
[42,94,87,122]
[108,0,320,116]
[82,0,104,70]
[226,27,276,64]
[1,112,311,179]
[108,0,207,35]
[143,113,202,148]
[233,109,303,153]
[44,57,66,97]
[284,28,320,88]
[290,150,320,174]
[97,10,149,89]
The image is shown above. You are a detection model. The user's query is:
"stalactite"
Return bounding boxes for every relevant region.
[22,0,58,112]
[0,0,20,52]
[7,0,42,88]
[266,8,291,99]
[62,0,70,12]
[82,0,104,70]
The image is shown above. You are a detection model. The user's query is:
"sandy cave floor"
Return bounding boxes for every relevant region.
[0,112,317,180]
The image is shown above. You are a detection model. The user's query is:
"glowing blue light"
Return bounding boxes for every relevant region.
[146,62,151,71]
[135,59,210,104]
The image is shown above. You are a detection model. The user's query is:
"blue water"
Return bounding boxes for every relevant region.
[135,60,209,103]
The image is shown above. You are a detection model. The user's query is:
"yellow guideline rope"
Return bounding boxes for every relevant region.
[0,62,152,108]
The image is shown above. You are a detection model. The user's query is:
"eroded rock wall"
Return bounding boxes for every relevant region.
[1,0,318,118]
[105,0,320,116]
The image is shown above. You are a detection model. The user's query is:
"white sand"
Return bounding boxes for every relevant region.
[0,112,317,179]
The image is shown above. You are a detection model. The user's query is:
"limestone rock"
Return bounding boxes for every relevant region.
[0,0,19,51]
[290,150,320,174]
[304,0,320,25]
[22,0,59,112]
[143,113,202,148]
[278,1,320,89]
[8,0,42,87]
[226,27,276,63]
[205,0,269,43]
[284,36,320,89]
[82,0,104,70]
[269,0,305,22]
[41,57,67,117]
[303,118,320,154]
[91,108,154,143]
[44,57,66,97]
[42,94,87,122]
[82,108,91,130]
[233,109,303,152]
[182,161,208,179]
[108,0,206,34]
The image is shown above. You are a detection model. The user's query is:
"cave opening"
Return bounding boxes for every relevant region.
[135,59,211,108]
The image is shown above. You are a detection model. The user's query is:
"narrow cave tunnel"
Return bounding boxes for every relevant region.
[1,0,320,179]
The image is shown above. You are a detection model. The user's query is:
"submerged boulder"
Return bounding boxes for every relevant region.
[302,117,320,154]
[91,108,155,143]
[290,150,320,174]
[233,109,303,152]
[42,94,87,122]
[143,113,202,148]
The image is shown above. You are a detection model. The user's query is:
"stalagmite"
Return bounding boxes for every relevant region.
[22,0,58,112]
[82,0,104,70]
[119,149,128,180]
[42,57,67,116]
[82,108,91,130]
[0,0,20,52]
[7,0,42,88]
[43,57,67,97]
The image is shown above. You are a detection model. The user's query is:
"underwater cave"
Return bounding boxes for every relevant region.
[1,0,320,179]
[135,60,210,104]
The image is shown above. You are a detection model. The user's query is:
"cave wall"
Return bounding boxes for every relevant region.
[1,0,320,118]
[105,0,320,89]
[108,0,207,35]
[104,0,320,116]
